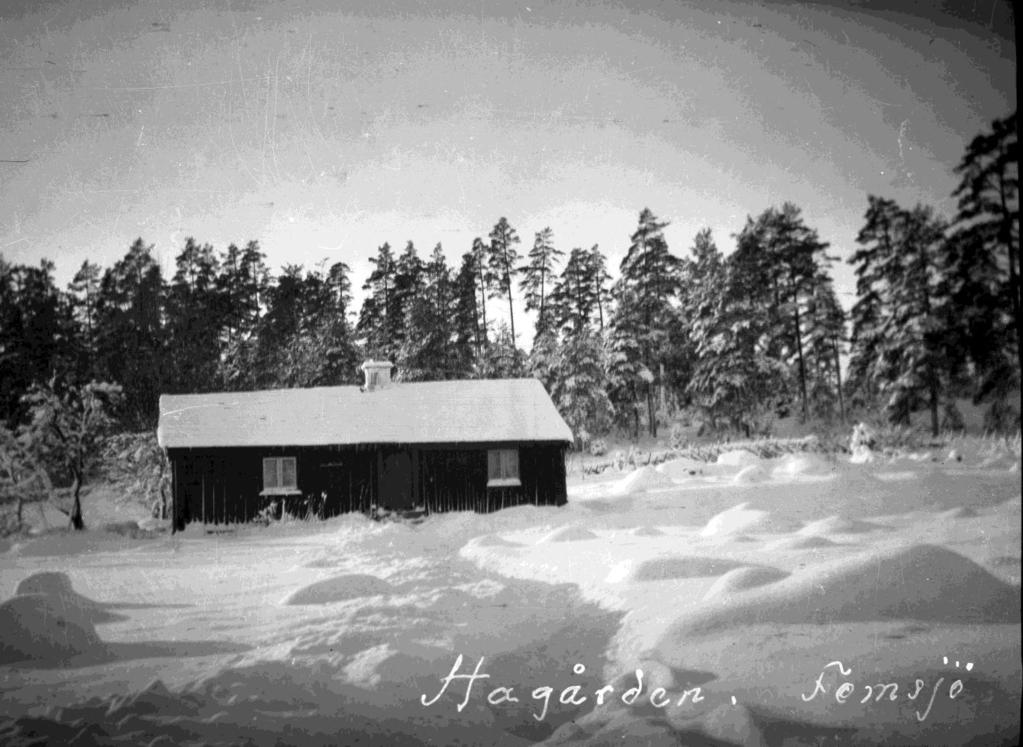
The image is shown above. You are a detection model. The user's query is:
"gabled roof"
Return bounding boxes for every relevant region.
[157,378,573,449]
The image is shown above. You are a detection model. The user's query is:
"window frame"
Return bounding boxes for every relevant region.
[487,448,521,488]
[260,456,301,496]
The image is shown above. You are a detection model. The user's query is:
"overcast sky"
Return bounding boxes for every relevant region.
[0,0,1016,322]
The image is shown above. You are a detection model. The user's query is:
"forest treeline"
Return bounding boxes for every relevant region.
[1,111,1018,445]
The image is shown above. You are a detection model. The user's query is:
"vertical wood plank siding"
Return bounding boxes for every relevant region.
[168,442,567,528]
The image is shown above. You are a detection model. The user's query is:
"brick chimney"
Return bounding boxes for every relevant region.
[361,360,394,391]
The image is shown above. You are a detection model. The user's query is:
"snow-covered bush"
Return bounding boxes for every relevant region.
[669,422,687,451]
[102,432,171,519]
[588,438,608,457]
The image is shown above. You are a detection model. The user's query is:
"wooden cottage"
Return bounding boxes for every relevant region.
[157,361,572,529]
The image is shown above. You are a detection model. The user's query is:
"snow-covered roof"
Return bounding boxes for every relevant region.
[157,378,573,449]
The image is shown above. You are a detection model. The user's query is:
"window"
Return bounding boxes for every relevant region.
[262,457,299,495]
[487,449,520,487]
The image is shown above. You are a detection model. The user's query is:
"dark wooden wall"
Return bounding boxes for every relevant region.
[167,442,567,528]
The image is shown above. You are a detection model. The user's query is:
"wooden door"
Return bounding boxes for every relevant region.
[379,449,414,510]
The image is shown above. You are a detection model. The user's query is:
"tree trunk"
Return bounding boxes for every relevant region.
[647,383,657,438]
[832,336,846,423]
[507,285,516,349]
[69,472,85,531]
[997,164,1022,380]
[792,284,808,422]
[477,274,488,346]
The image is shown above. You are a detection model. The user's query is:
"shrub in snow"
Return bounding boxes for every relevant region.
[849,422,877,463]
[588,438,608,457]
[668,422,687,451]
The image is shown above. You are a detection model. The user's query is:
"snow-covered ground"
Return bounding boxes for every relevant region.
[1,439,1020,745]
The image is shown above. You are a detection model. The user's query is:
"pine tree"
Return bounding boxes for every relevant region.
[676,229,722,416]
[487,217,522,355]
[731,204,831,421]
[948,110,1019,426]
[547,328,614,449]
[166,238,222,393]
[95,238,165,426]
[255,264,305,387]
[609,208,681,437]
[478,322,519,378]
[68,261,102,380]
[399,244,453,380]
[848,196,900,408]
[587,245,612,333]
[886,205,949,434]
[392,240,425,352]
[452,251,483,375]
[471,237,490,348]
[357,243,398,359]
[0,260,65,423]
[217,241,270,390]
[850,198,951,434]
[519,227,562,341]
[550,246,599,335]
[320,261,359,384]
[802,272,846,421]
[688,256,786,435]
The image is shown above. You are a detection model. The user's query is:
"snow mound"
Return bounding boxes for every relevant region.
[611,466,676,495]
[716,449,760,468]
[631,525,664,537]
[703,566,789,599]
[15,571,76,596]
[654,458,705,479]
[699,503,801,537]
[0,593,104,664]
[540,525,598,543]
[768,535,839,550]
[797,515,885,535]
[472,534,524,548]
[283,573,393,605]
[941,506,979,519]
[663,544,1022,637]
[732,464,770,484]
[771,453,834,478]
[12,572,123,623]
[632,555,747,581]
